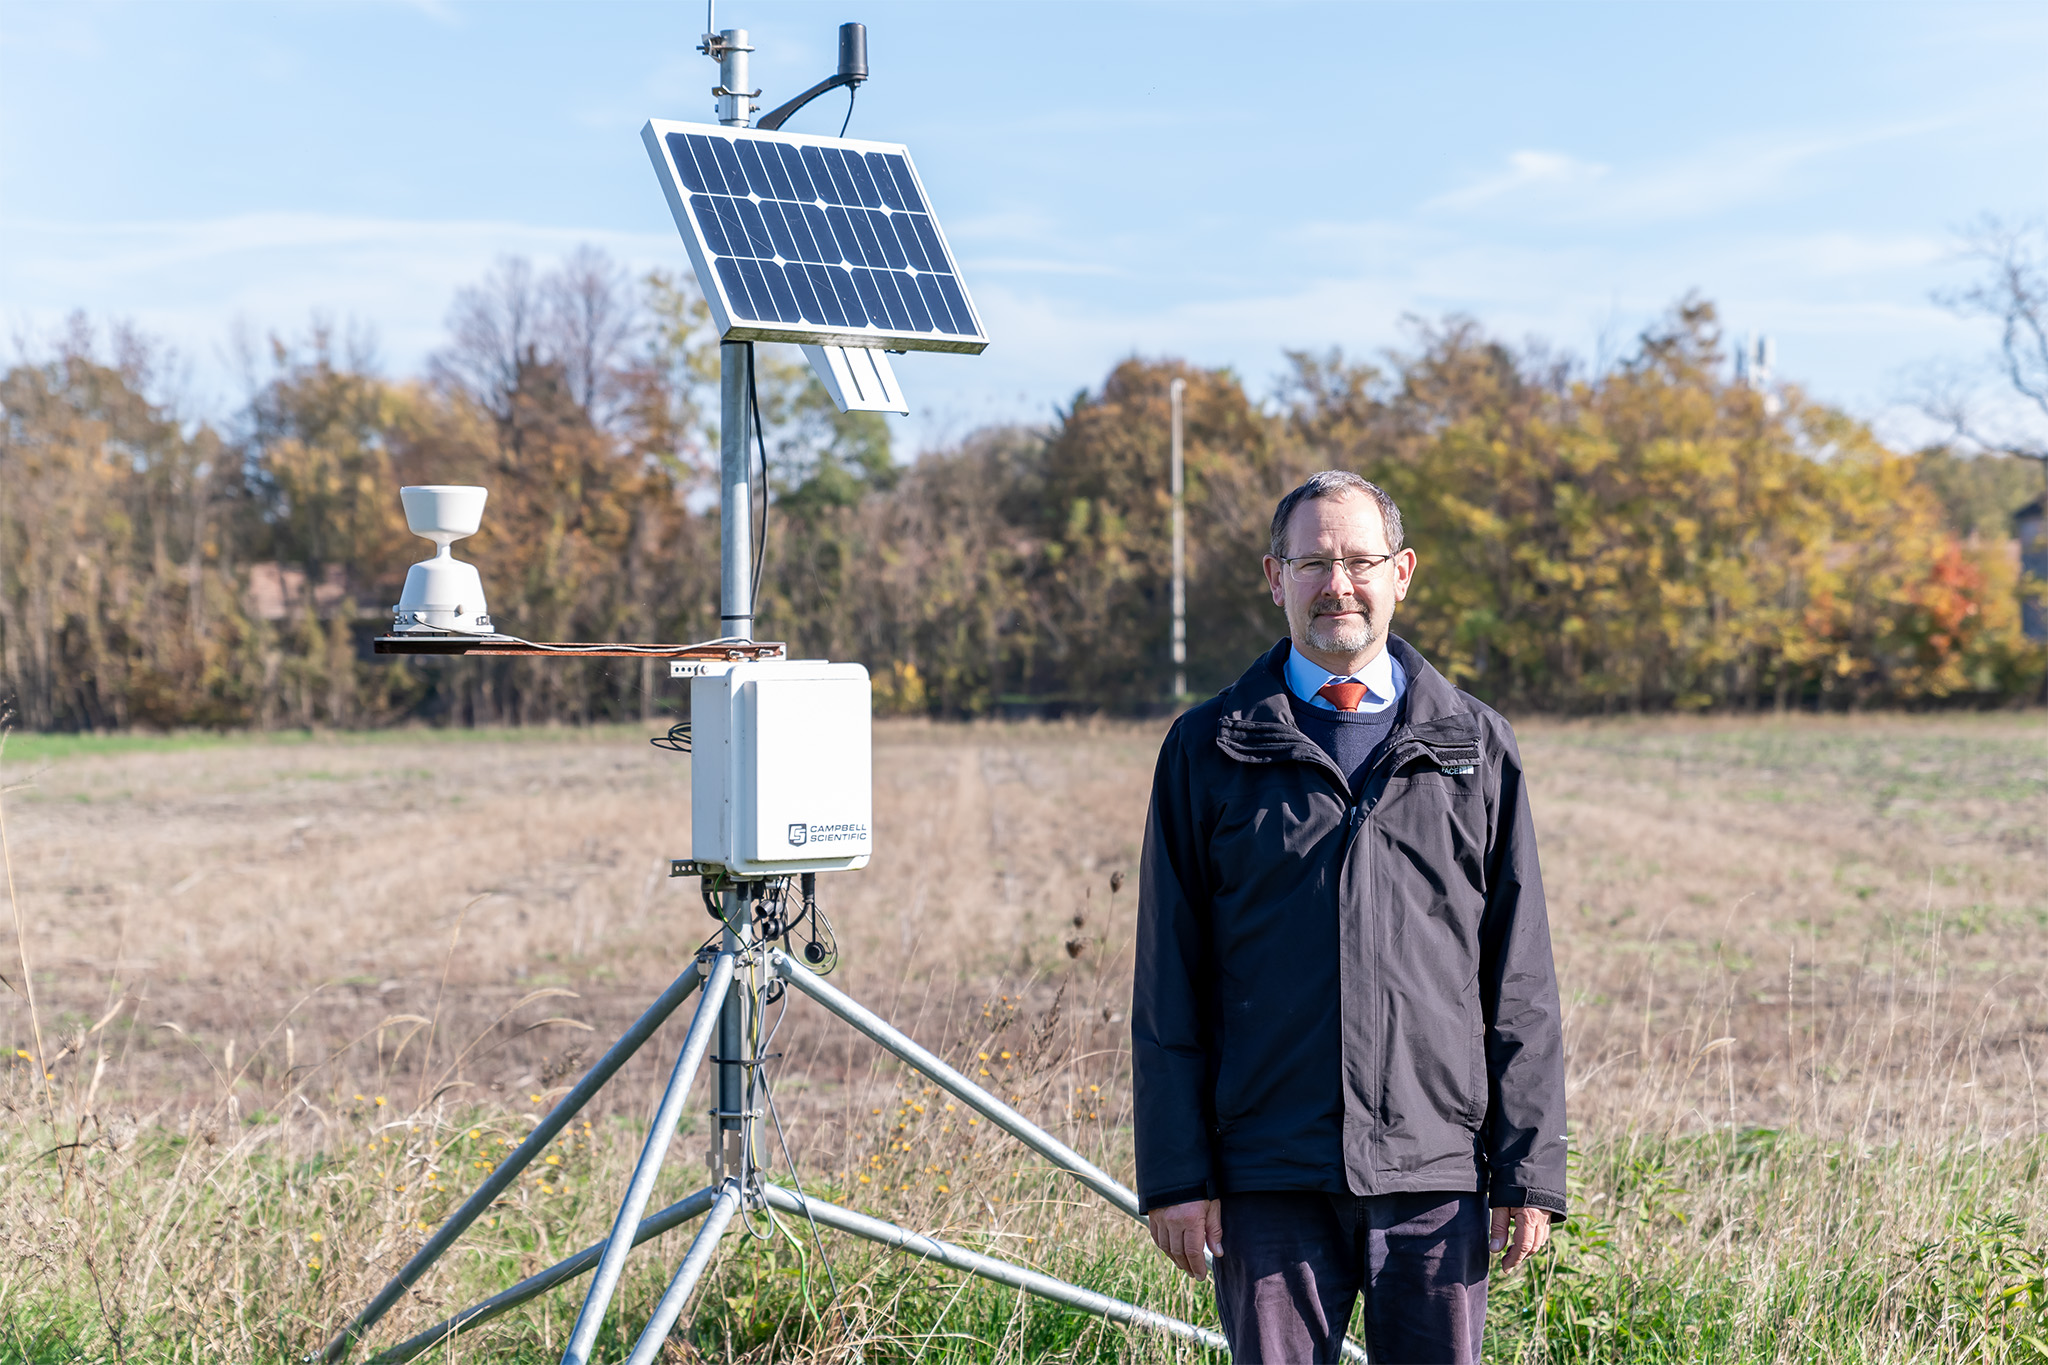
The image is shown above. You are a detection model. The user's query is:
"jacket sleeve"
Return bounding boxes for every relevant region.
[1130,717,1217,1213]
[1479,721,1569,1219]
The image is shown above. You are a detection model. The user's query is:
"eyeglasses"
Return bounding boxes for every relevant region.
[1276,553,1398,584]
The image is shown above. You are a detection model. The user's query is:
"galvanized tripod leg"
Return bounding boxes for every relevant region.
[769,948,1141,1217]
[319,956,710,1364]
[758,1185,1228,1354]
[619,1177,745,1365]
[559,952,736,1365]
[362,1186,723,1365]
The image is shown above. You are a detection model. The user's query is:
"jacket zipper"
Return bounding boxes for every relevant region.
[1337,730,1432,1192]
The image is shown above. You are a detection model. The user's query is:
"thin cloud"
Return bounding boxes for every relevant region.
[1426,151,1609,212]
[966,257,1120,277]
[1426,115,1970,229]
[381,0,462,28]
[1587,116,1964,225]
[1,212,680,283]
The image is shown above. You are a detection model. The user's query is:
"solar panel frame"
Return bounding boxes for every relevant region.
[642,119,988,355]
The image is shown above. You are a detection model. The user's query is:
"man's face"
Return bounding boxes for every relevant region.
[1261,493,1417,668]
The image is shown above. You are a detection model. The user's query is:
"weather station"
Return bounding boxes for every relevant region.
[323,10,1319,1363]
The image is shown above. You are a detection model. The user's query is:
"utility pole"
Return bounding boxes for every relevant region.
[1169,377,1186,703]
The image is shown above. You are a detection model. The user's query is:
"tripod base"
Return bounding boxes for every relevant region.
[367,1178,1228,1365]
[338,944,1369,1364]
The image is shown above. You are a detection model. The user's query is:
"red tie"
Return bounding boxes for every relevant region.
[1317,680,1369,712]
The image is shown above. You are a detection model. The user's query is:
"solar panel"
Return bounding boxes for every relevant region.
[641,120,988,355]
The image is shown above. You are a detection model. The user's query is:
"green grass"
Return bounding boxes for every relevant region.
[4,1102,2047,1364]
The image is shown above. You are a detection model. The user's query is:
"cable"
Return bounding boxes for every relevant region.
[801,874,839,975]
[649,720,691,753]
[757,988,850,1344]
[838,85,856,137]
[754,872,835,975]
[746,342,770,612]
[387,617,765,657]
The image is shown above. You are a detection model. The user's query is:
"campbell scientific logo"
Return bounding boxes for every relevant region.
[786,821,867,847]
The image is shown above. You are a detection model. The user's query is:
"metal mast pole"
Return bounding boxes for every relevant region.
[712,21,756,1195]
[719,352,753,641]
[1169,377,1186,702]
[716,26,756,646]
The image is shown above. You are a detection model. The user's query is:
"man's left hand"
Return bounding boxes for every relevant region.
[1489,1206,1551,1272]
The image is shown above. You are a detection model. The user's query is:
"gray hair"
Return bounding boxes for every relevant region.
[1268,471,1405,558]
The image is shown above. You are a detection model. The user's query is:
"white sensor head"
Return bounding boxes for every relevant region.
[393,485,494,634]
[401,484,488,549]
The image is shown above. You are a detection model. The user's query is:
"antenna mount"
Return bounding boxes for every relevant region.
[755,22,869,132]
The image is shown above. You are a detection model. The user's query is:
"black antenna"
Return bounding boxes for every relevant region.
[755,21,868,131]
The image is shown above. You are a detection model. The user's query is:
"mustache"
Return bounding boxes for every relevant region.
[1310,595,1366,614]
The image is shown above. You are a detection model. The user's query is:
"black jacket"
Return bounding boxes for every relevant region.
[1131,637,1567,1218]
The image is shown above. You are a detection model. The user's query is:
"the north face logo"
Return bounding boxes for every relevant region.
[787,823,808,846]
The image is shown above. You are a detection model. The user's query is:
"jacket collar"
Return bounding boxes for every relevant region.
[1214,636,1483,769]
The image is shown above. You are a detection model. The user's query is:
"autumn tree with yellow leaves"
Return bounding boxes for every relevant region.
[1,258,2039,730]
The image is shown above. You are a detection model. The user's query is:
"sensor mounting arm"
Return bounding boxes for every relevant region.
[754,22,867,132]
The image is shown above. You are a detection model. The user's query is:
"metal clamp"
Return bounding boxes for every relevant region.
[711,86,761,98]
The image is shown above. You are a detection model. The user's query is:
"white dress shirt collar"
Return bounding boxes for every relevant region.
[1285,642,1406,714]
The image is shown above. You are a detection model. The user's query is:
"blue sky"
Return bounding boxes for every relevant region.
[3,0,2046,452]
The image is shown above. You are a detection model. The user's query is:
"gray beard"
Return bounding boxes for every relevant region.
[1303,601,1376,654]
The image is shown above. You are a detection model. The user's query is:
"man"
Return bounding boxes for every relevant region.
[1132,471,1566,1364]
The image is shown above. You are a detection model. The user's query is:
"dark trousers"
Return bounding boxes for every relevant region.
[1212,1190,1489,1365]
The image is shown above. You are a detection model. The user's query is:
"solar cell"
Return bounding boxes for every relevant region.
[642,119,987,355]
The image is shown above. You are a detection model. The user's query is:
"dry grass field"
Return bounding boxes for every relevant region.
[2,712,2045,1362]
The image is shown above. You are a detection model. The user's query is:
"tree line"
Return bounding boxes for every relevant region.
[2,249,2042,731]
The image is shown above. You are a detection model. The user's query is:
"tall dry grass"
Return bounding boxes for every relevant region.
[0,713,2043,1361]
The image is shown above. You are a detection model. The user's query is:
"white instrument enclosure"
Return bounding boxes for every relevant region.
[691,661,872,876]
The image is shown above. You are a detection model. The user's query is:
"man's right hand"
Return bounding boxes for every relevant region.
[1147,1198,1223,1280]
